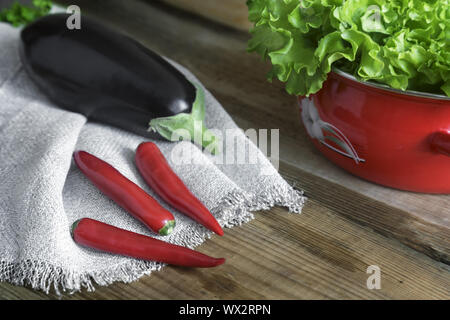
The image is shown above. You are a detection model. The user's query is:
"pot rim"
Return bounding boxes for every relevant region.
[332,67,450,101]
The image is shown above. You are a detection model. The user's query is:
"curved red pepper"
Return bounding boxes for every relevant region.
[73,151,175,236]
[71,218,225,268]
[135,142,224,236]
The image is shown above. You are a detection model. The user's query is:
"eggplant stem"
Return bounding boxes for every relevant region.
[148,83,219,155]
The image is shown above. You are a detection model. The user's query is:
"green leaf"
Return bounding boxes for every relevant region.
[442,80,450,96]
[360,5,388,34]
[247,0,450,97]
[0,0,52,27]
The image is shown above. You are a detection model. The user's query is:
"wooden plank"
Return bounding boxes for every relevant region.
[156,0,251,31]
[2,201,449,299]
[54,0,450,264]
[0,0,448,299]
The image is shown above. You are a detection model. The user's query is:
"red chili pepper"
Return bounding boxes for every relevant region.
[73,151,175,236]
[71,218,225,268]
[135,142,224,236]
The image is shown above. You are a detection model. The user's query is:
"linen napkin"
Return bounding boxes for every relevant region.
[0,22,305,294]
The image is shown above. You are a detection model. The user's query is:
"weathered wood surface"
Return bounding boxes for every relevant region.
[2,203,449,300]
[0,0,449,299]
[157,0,251,31]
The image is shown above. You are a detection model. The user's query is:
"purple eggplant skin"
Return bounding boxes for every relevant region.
[19,13,197,138]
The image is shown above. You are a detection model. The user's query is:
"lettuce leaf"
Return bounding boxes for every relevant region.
[247,0,450,97]
[0,0,52,27]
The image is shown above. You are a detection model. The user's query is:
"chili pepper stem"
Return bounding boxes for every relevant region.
[70,219,82,239]
[158,220,176,236]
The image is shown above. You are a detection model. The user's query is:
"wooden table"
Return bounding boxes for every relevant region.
[1,0,449,300]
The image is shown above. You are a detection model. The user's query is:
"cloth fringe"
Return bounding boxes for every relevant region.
[0,183,306,296]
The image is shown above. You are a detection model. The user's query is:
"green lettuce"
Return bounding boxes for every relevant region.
[247,0,450,97]
[0,0,52,27]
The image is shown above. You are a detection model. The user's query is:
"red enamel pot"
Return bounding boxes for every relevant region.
[299,69,450,194]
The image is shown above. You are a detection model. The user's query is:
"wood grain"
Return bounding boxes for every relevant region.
[1,0,448,299]
[2,202,449,299]
[156,0,251,31]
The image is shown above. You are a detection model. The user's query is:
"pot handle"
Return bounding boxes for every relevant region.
[430,131,450,156]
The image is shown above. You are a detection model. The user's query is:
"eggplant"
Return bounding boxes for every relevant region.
[20,13,217,152]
